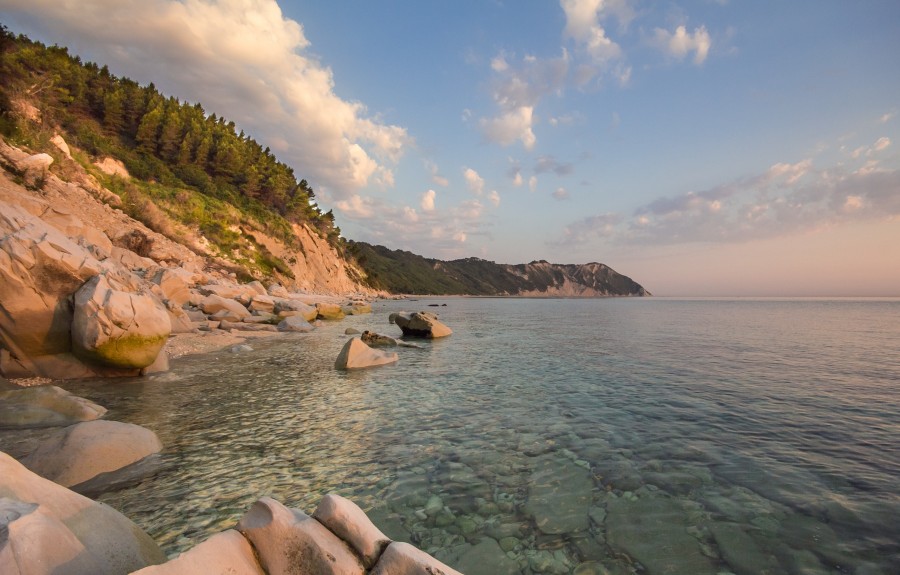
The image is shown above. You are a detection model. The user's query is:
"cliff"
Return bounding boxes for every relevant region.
[348,242,650,296]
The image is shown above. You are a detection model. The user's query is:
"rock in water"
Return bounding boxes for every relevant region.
[71,274,171,369]
[21,419,163,488]
[0,385,106,428]
[371,542,463,575]
[524,455,593,535]
[361,330,399,347]
[335,337,399,370]
[0,451,166,574]
[388,311,452,338]
[313,493,392,569]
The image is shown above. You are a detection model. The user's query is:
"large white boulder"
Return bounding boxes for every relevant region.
[0,385,106,428]
[131,530,263,575]
[238,497,365,575]
[334,338,399,370]
[21,420,163,488]
[71,274,171,369]
[389,311,452,338]
[0,451,166,574]
[313,494,391,569]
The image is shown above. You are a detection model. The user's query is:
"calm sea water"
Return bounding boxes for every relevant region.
[22,298,900,573]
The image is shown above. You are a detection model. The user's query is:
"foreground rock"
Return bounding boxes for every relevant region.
[0,451,166,574]
[0,385,106,428]
[72,273,171,369]
[21,420,163,488]
[140,494,460,575]
[335,337,399,370]
[389,311,452,338]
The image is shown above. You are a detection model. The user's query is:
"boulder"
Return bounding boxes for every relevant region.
[334,338,398,370]
[313,493,391,569]
[71,274,171,369]
[151,268,191,306]
[316,302,346,320]
[237,497,365,575]
[21,420,163,488]
[389,311,452,338]
[218,320,278,332]
[50,134,72,158]
[370,542,462,575]
[361,331,399,347]
[131,530,264,575]
[267,283,290,298]
[342,301,372,315]
[0,385,106,429]
[248,294,275,313]
[0,201,104,375]
[274,299,317,322]
[277,315,315,333]
[0,451,166,573]
[525,456,593,535]
[245,280,268,296]
[200,294,251,319]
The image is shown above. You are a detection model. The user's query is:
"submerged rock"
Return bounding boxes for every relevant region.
[0,451,166,574]
[21,420,163,488]
[388,311,452,338]
[525,455,593,535]
[335,337,399,370]
[0,385,106,429]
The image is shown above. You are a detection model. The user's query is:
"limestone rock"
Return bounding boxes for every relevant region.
[274,298,317,322]
[335,338,398,370]
[200,294,251,319]
[277,315,315,333]
[0,451,166,573]
[152,268,191,306]
[50,134,71,158]
[316,302,346,320]
[389,311,452,338]
[0,201,104,374]
[72,274,171,369]
[0,385,106,429]
[313,493,391,569]
[131,530,264,575]
[218,320,277,332]
[451,538,519,575]
[342,301,372,315]
[21,420,163,488]
[237,496,365,575]
[370,542,462,575]
[249,294,275,313]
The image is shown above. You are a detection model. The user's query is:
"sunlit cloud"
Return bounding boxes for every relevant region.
[652,25,712,65]
[488,190,501,207]
[464,167,485,195]
[1,0,411,199]
[552,187,570,200]
[421,189,436,212]
[425,160,449,187]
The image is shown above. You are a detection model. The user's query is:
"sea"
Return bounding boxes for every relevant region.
[14,297,900,574]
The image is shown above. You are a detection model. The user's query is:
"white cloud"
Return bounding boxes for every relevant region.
[880,111,896,124]
[488,190,501,207]
[554,212,622,246]
[873,137,891,152]
[425,160,449,187]
[2,0,410,198]
[529,175,538,192]
[553,187,571,200]
[421,189,436,212]
[652,25,712,65]
[481,106,537,149]
[560,0,623,65]
[464,168,486,195]
[402,206,419,222]
[335,194,375,218]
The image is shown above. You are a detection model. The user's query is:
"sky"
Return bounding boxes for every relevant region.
[2,0,899,296]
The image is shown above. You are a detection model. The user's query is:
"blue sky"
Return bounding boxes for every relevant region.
[2,1,898,295]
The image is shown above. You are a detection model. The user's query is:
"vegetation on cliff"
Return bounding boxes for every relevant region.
[347,241,649,296]
[0,26,341,281]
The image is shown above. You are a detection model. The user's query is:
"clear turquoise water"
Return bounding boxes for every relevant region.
[43,298,900,573]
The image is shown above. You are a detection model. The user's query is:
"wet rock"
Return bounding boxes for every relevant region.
[525,456,593,535]
[131,529,263,575]
[342,301,372,315]
[0,385,106,428]
[0,451,166,573]
[593,457,643,492]
[453,538,519,575]
[71,274,171,370]
[21,420,163,488]
[335,337,398,370]
[371,541,462,575]
[389,311,452,338]
[313,493,391,569]
[361,330,400,347]
[606,495,718,575]
[709,521,777,575]
[237,497,364,575]
[316,302,346,320]
[345,328,361,335]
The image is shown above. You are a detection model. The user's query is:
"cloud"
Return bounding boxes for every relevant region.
[480,106,537,149]
[2,0,410,199]
[652,25,712,65]
[561,0,623,65]
[334,194,375,218]
[552,187,571,200]
[880,111,896,124]
[529,175,538,192]
[553,213,622,245]
[534,155,575,176]
[425,160,449,187]
[463,167,485,195]
[421,189,436,212]
[488,190,501,207]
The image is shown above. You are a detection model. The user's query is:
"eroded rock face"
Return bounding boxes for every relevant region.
[313,494,391,569]
[71,274,171,369]
[334,337,399,370]
[20,419,163,488]
[0,386,106,429]
[130,530,264,575]
[389,311,452,338]
[0,451,166,574]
